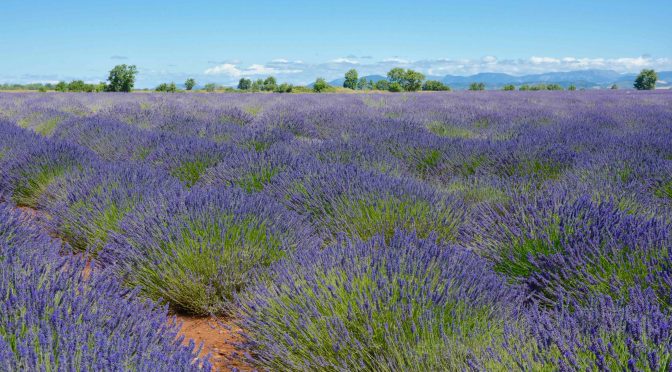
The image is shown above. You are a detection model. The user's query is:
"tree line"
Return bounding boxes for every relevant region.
[1,65,661,93]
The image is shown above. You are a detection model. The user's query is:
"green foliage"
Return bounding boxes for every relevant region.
[105,64,138,92]
[654,180,672,200]
[170,158,219,187]
[330,196,460,244]
[236,167,281,193]
[343,69,358,89]
[13,164,70,208]
[203,83,217,92]
[502,84,516,91]
[155,82,177,93]
[274,83,293,93]
[313,78,330,93]
[35,117,61,136]
[519,84,530,91]
[568,84,577,91]
[357,77,368,90]
[55,81,68,92]
[374,80,390,91]
[634,69,657,90]
[422,80,451,91]
[124,214,285,315]
[387,68,425,91]
[610,84,619,90]
[427,121,473,138]
[546,84,563,91]
[184,78,196,90]
[469,82,485,91]
[262,76,277,91]
[237,78,252,90]
[388,82,403,92]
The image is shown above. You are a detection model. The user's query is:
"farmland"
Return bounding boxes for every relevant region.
[1,90,671,371]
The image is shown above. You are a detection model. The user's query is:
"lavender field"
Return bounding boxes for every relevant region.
[1,90,672,371]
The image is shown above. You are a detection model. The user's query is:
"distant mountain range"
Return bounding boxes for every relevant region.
[328,70,672,90]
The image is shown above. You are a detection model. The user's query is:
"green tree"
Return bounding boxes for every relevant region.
[55,81,68,92]
[275,83,293,93]
[546,84,563,91]
[357,77,368,90]
[568,84,576,91]
[634,69,657,90]
[251,79,263,92]
[610,84,619,90]
[237,78,252,90]
[422,80,450,91]
[388,82,403,92]
[502,84,515,91]
[105,64,138,92]
[263,76,277,91]
[203,83,217,92]
[184,78,196,91]
[469,82,485,91]
[387,68,425,91]
[343,69,358,89]
[387,68,406,85]
[313,78,330,92]
[374,80,390,91]
[155,82,177,92]
[67,80,87,92]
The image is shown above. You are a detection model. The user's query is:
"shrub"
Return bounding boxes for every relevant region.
[503,84,515,91]
[313,78,330,93]
[270,164,464,244]
[0,203,208,371]
[469,82,485,91]
[106,187,313,315]
[237,231,524,371]
[43,163,183,254]
[1,143,95,208]
[155,82,177,92]
[388,81,403,92]
[468,193,672,305]
[422,80,451,91]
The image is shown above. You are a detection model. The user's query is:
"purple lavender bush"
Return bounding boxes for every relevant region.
[0,203,209,371]
[236,230,526,370]
[270,163,464,244]
[105,186,315,315]
[41,163,184,254]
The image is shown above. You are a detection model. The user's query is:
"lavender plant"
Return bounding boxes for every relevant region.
[0,203,209,371]
[105,187,314,315]
[237,231,525,371]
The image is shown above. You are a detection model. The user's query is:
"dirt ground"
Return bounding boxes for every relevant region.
[176,315,256,371]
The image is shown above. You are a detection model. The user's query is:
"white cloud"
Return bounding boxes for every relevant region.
[204,63,242,76]
[204,63,302,76]
[330,58,359,64]
[530,56,561,64]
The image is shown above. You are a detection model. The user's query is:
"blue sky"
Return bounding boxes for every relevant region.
[1,0,670,87]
